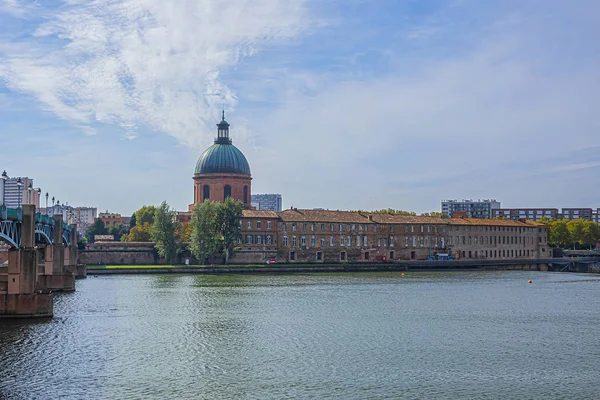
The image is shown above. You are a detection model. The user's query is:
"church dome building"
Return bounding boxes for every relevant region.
[193,112,252,207]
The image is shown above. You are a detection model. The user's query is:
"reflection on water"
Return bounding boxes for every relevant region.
[1,271,600,399]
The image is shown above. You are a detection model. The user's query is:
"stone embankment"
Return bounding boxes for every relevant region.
[86,259,567,275]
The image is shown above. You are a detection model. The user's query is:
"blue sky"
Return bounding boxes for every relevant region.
[0,0,599,215]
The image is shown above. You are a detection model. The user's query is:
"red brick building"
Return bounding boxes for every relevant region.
[191,112,251,209]
[236,209,549,264]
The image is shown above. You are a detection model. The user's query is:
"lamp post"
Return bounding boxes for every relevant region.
[1,170,7,207]
[16,178,23,209]
[28,183,32,206]
[37,188,41,213]
[45,192,49,213]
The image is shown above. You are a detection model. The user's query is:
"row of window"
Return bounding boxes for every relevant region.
[244,235,274,245]
[461,249,536,258]
[202,184,249,204]
[276,234,544,249]
[276,222,542,234]
[246,220,272,230]
[447,235,542,246]
[286,248,538,262]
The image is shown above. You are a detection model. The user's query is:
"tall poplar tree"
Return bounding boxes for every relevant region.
[190,200,219,264]
[215,197,243,265]
[151,201,179,263]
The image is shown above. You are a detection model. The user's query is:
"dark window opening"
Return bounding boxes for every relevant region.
[364,251,370,260]
[340,251,346,261]
[290,251,296,261]
[316,251,323,261]
[390,251,395,259]
[203,185,210,201]
[243,186,248,204]
[224,185,232,200]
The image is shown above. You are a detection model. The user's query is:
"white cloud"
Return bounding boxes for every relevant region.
[0,0,310,147]
[249,29,600,211]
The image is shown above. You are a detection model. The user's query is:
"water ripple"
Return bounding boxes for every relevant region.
[1,271,600,399]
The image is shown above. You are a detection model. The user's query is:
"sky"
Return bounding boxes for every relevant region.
[0,0,599,215]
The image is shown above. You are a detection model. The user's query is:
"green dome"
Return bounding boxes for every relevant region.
[195,143,251,175]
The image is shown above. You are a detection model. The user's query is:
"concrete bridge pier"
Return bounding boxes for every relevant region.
[39,216,75,292]
[62,224,78,288]
[0,205,53,318]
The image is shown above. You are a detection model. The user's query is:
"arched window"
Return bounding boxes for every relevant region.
[203,185,210,201]
[243,185,248,204]
[224,185,231,200]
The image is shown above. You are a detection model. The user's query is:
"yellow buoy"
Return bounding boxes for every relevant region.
[401,273,405,277]
[528,280,532,284]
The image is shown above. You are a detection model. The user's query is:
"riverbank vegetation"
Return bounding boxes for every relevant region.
[539,218,600,249]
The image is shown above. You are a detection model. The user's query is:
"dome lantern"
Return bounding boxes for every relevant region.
[216,110,231,144]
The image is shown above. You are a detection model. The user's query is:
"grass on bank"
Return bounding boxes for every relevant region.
[86,263,355,270]
[88,265,179,269]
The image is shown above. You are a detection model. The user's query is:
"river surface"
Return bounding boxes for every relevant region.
[1,271,600,399]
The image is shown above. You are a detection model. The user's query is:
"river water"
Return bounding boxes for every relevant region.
[1,271,599,399]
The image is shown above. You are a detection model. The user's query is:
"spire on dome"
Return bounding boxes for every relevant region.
[215,110,231,144]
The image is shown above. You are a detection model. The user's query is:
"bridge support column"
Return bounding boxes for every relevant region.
[38,215,74,292]
[0,205,53,318]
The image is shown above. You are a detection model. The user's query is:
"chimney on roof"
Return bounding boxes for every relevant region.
[368,215,373,221]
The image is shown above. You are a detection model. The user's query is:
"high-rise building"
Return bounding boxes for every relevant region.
[251,194,283,212]
[441,199,500,218]
[42,205,98,236]
[0,175,39,209]
[493,207,600,223]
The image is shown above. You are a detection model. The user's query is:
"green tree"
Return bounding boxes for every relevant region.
[85,219,108,242]
[151,201,180,264]
[583,221,600,249]
[567,219,587,249]
[130,212,137,228]
[135,205,156,225]
[108,223,129,241]
[190,200,219,264]
[215,197,243,265]
[121,222,152,242]
[548,219,570,248]
[420,212,447,218]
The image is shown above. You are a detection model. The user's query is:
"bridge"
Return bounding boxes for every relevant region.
[0,206,72,249]
[1,204,81,318]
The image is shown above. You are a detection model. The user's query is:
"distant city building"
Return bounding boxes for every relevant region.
[493,207,600,223]
[1,175,39,209]
[441,199,501,218]
[97,212,123,229]
[42,205,98,236]
[251,194,283,212]
[492,208,559,221]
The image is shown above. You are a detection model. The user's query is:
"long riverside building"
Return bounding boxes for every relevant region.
[187,116,549,264]
[236,208,549,263]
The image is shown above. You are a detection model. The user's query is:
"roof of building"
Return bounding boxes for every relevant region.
[243,210,279,218]
[271,209,545,227]
[194,143,251,175]
[195,114,251,175]
[366,213,448,224]
[278,209,373,223]
[449,218,544,227]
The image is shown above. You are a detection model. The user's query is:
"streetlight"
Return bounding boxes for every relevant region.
[45,192,49,213]
[28,183,32,205]
[1,170,7,207]
[37,188,41,213]
[16,178,23,209]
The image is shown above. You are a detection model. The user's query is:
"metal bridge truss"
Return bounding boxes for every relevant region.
[0,210,72,249]
[0,219,21,249]
[35,221,53,245]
